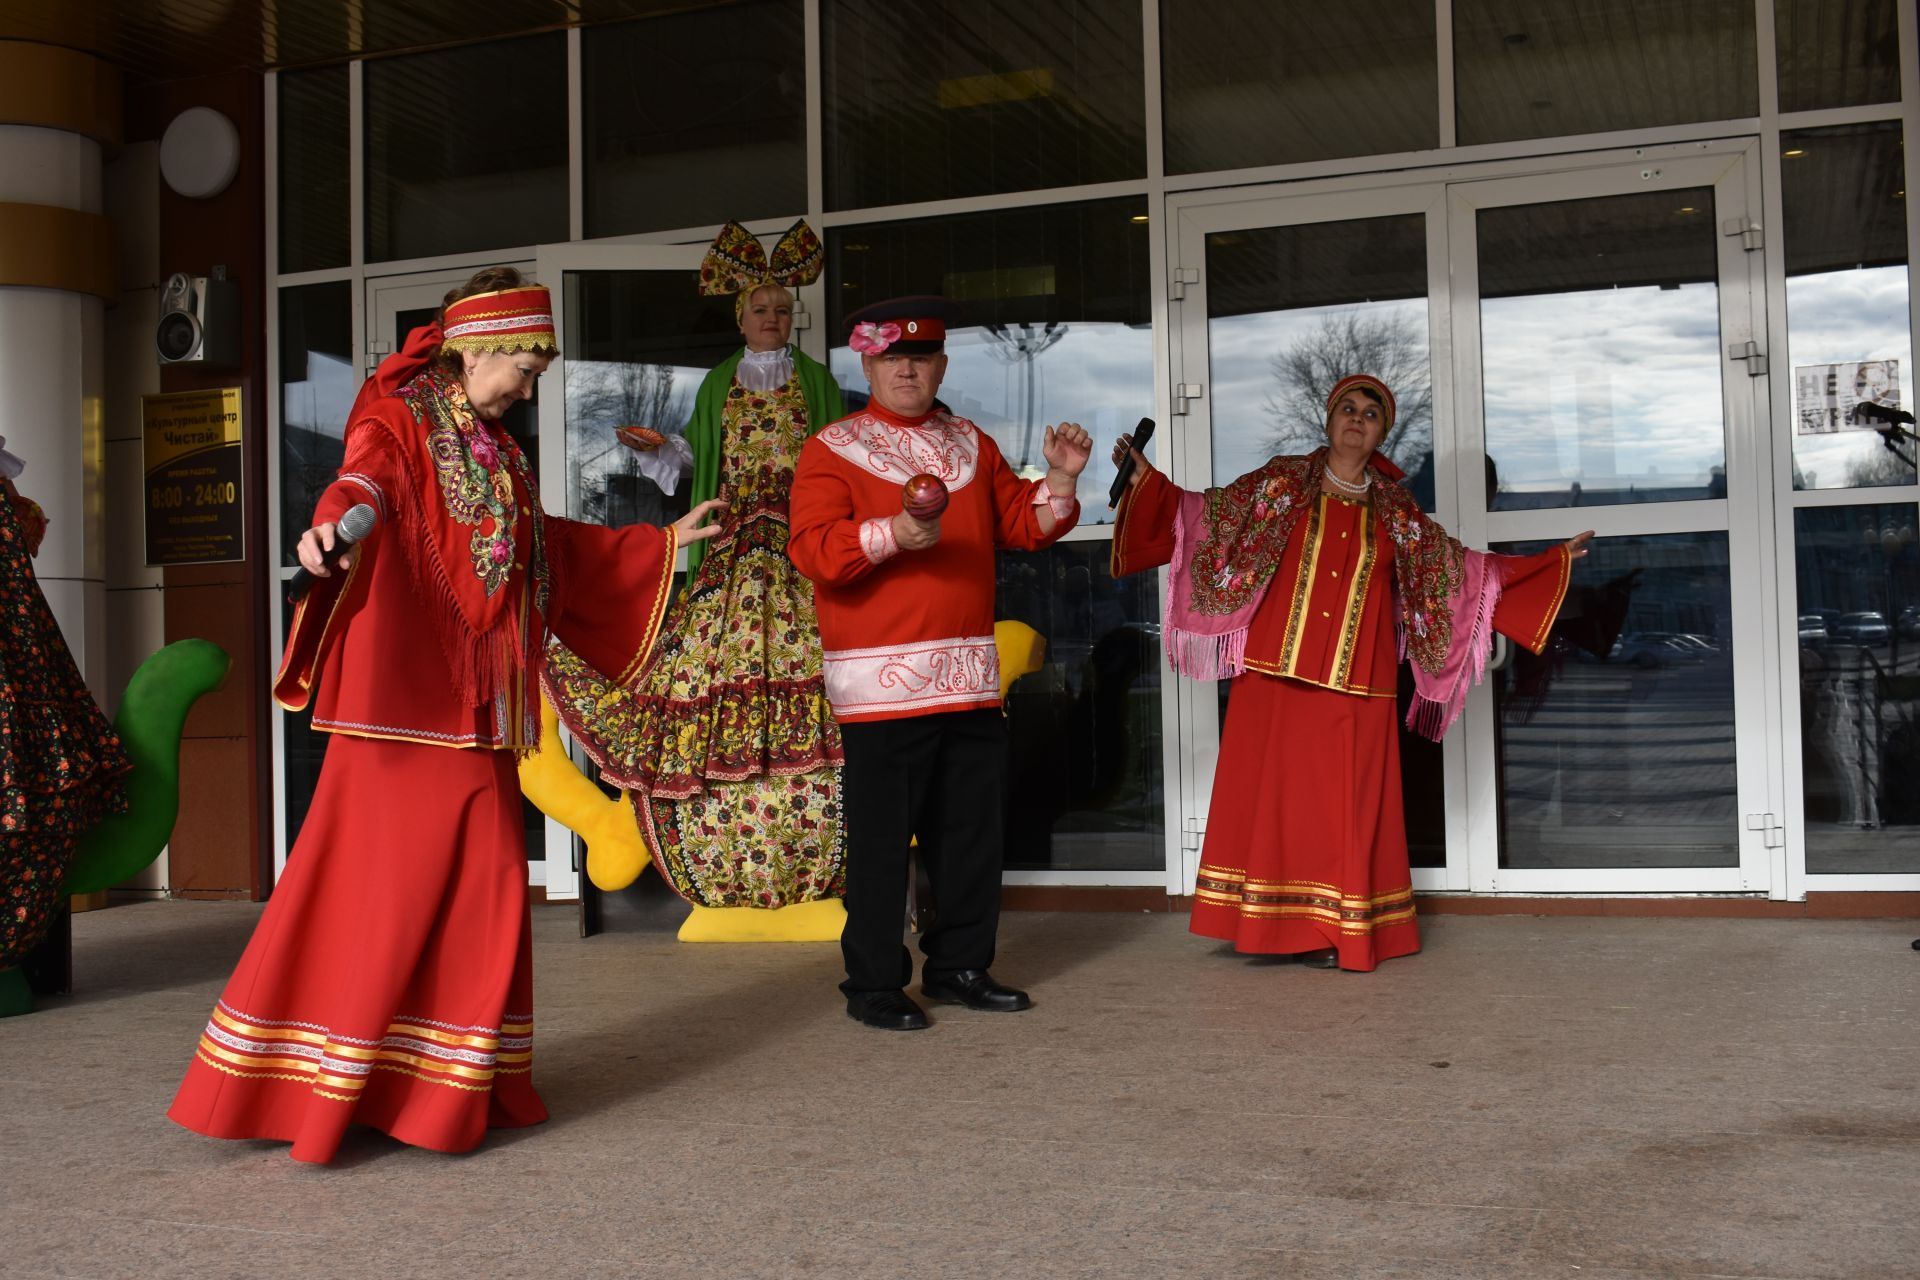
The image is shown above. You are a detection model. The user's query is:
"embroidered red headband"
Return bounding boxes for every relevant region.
[441,286,558,355]
[1325,373,1396,434]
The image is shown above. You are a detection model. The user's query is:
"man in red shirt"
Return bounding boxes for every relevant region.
[789,297,1092,1030]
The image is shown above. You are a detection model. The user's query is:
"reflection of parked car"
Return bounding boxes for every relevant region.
[1899,606,1920,639]
[1798,614,1830,648]
[1662,633,1720,657]
[1833,611,1891,645]
[1608,632,1703,668]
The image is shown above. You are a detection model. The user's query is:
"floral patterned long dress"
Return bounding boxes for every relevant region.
[0,481,130,972]
[547,372,845,907]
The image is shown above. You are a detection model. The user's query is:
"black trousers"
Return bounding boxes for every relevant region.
[838,707,1008,994]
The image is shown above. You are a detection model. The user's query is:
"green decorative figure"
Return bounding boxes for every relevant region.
[64,639,231,895]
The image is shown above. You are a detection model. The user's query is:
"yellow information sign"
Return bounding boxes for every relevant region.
[143,387,244,566]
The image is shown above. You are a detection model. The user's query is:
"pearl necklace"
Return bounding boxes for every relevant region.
[1324,464,1371,495]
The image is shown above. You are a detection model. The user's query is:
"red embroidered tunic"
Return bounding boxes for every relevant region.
[275,394,677,749]
[787,401,1077,723]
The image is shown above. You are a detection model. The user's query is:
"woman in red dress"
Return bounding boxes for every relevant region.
[1110,375,1591,971]
[167,269,721,1162]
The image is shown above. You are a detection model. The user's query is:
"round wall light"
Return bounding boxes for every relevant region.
[159,107,241,199]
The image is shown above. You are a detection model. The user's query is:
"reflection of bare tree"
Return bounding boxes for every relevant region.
[567,362,680,527]
[1263,309,1432,466]
[1844,442,1918,488]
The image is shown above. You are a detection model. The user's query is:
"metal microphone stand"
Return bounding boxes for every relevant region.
[1861,402,1917,467]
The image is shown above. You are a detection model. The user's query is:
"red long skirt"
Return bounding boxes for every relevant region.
[1188,673,1420,972]
[168,735,547,1163]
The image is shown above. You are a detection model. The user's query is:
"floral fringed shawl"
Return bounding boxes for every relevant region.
[1160,449,1558,741]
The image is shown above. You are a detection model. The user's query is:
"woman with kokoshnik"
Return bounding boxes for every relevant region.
[168,268,722,1162]
[545,220,849,939]
[1109,374,1593,972]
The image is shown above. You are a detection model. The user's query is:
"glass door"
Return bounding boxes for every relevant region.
[1450,143,1780,894]
[532,241,757,900]
[1170,182,1466,892]
[1168,139,1785,898]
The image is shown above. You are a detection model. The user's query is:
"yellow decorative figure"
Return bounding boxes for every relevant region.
[993,619,1046,694]
[519,620,1048,943]
[516,696,651,892]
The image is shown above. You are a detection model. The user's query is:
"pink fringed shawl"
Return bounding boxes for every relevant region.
[1162,449,1502,741]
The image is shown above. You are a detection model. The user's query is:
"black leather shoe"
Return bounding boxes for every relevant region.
[921,969,1033,1012]
[846,989,929,1030]
[1296,948,1341,970]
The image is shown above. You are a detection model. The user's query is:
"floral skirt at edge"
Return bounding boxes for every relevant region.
[0,487,130,970]
[546,508,845,909]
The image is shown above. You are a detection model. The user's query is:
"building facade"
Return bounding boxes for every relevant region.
[7,0,1917,908]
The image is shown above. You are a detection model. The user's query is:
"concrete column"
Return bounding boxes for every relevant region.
[0,43,121,698]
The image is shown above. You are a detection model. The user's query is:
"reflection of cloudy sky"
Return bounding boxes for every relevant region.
[1210,301,1429,485]
[1196,268,1916,498]
[1785,266,1914,490]
[1482,284,1724,494]
[831,322,1154,524]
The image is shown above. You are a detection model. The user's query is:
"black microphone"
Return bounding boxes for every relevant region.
[1854,400,1917,426]
[1108,416,1157,509]
[288,503,377,601]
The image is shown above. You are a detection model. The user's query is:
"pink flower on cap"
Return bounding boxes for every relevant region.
[849,321,902,355]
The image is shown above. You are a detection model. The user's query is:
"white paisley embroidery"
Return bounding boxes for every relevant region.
[822,635,1000,717]
[819,411,981,490]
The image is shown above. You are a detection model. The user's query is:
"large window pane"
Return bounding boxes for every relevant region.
[583,2,806,237]
[1161,0,1437,175]
[278,282,355,566]
[1479,190,1726,509]
[277,65,348,274]
[1783,123,1914,491]
[1454,1,1756,146]
[826,198,1153,520]
[1000,541,1163,871]
[1494,532,1739,870]
[1206,214,1436,509]
[821,0,1145,210]
[1795,505,1920,874]
[1775,0,1902,113]
[364,36,567,262]
[561,270,741,530]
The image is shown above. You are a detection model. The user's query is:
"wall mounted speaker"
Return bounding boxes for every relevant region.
[156,267,239,367]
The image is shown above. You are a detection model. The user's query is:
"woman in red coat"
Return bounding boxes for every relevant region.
[168,269,721,1162]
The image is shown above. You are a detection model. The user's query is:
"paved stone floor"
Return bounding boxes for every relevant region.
[4,900,1919,1279]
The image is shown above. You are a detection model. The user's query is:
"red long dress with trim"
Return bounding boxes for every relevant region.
[1115,469,1569,971]
[168,369,678,1163]
[545,371,846,908]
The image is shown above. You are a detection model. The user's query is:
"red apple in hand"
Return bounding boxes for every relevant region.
[902,473,949,521]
